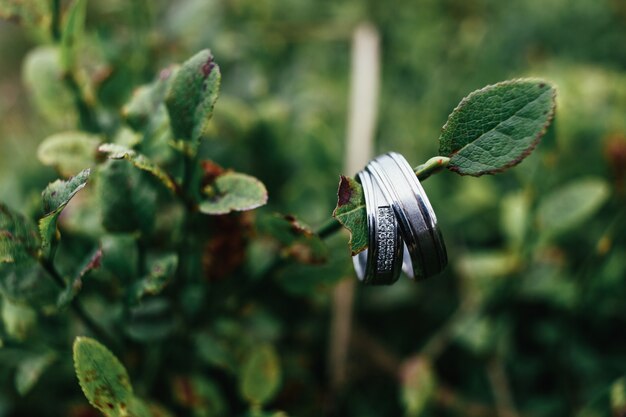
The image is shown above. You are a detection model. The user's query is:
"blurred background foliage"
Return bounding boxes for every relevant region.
[0,0,626,416]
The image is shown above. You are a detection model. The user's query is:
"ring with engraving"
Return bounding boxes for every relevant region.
[352,168,404,285]
[366,152,447,280]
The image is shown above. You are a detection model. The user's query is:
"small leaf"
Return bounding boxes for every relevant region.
[165,49,221,142]
[38,131,100,177]
[332,176,367,255]
[172,375,226,417]
[240,344,281,406]
[39,169,91,258]
[73,337,134,417]
[22,46,76,125]
[60,0,87,71]
[537,178,610,238]
[440,79,556,176]
[129,253,178,302]
[15,352,56,396]
[97,160,157,234]
[0,203,39,264]
[122,66,178,131]
[400,355,436,417]
[98,143,177,192]
[1,297,37,341]
[256,214,328,264]
[124,298,177,342]
[199,172,268,215]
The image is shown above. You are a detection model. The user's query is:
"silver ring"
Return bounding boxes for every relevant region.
[352,169,404,285]
[366,152,447,280]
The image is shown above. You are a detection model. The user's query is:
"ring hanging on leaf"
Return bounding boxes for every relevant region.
[353,152,447,284]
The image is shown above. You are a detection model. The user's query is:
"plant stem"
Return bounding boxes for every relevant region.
[51,0,62,41]
[63,73,100,133]
[414,156,450,181]
[40,259,120,350]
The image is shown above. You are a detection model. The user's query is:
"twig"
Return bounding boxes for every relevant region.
[486,356,521,417]
[40,259,120,350]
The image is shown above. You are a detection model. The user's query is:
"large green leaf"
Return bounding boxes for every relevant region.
[39,169,90,258]
[0,203,39,264]
[199,172,268,215]
[332,176,367,255]
[439,79,556,176]
[165,49,221,143]
[239,344,281,406]
[537,178,610,238]
[98,143,177,192]
[73,337,150,417]
[37,131,100,177]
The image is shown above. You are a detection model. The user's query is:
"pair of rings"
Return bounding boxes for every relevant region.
[352,152,447,285]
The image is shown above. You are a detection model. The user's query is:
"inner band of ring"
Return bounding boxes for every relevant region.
[352,169,403,285]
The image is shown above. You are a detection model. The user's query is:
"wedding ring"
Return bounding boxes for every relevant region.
[352,169,404,285]
[366,152,447,280]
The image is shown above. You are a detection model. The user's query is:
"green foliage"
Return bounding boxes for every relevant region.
[0,203,39,264]
[439,79,556,175]
[73,337,151,417]
[0,1,624,416]
[37,131,100,177]
[200,172,268,215]
[165,49,221,143]
[39,168,90,258]
[536,177,610,238]
[240,344,282,407]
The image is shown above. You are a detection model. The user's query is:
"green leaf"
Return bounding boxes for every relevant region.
[240,344,281,406]
[172,375,226,417]
[22,46,76,125]
[98,143,177,193]
[199,172,268,215]
[165,49,221,142]
[1,297,37,341]
[256,214,328,264]
[122,66,178,131]
[129,253,178,302]
[400,355,436,417]
[97,160,157,234]
[37,131,100,177]
[60,0,87,71]
[439,79,556,176]
[0,203,39,264]
[73,336,135,417]
[15,352,56,396]
[332,175,367,255]
[39,169,90,258]
[536,178,610,238]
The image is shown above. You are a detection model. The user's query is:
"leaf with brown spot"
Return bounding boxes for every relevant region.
[165,49,221,143]
[73,337,138,417]
[332,175,367,255]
